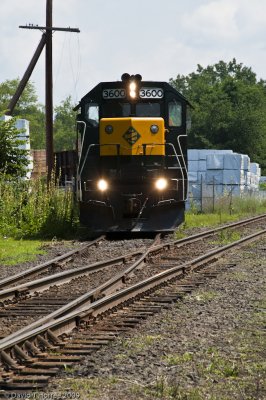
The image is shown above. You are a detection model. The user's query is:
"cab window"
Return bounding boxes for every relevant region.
[85,103,99,126]
[168,100,182,127]
[186,107,192,132]
[136,102,160,117]
[102,102,131,117]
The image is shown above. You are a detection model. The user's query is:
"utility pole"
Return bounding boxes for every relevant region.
[6,34,46,116]
[10,0,80,182]
[46,0,53,182]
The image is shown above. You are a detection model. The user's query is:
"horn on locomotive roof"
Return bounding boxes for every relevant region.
[121,73,142,82]
[134,74,142,81]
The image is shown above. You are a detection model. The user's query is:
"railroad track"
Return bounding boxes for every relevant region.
[0,214,265,394]
[0,234,165,342]
[0,214,265,339]
[0,214,265,340]
[1,214,265,293]
[0,235,106,291]
[1,213,265,302]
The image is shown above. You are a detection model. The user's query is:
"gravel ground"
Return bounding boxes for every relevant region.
[48,236,266,400]
[0,241,83,280]
[0,238,156,281]
[1,215,264,282]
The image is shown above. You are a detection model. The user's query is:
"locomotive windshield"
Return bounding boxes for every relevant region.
[136,102,160,117]
[101,101,161,118]
[101,102,131,117]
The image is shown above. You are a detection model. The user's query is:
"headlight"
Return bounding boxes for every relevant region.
[105,125,113,134]
[129,81,137,91]
[129,80,137,98]
[150,124,159,134]
[155,178,167,191]
[97,179,108,191]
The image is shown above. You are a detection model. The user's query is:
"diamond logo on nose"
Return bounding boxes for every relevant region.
[123,127,141,146]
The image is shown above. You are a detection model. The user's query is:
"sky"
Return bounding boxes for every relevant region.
[1,0,266,106]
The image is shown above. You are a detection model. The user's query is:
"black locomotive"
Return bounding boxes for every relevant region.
[74,74,190,234]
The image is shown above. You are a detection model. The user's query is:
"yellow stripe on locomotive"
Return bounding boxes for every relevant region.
[100,117,165,156]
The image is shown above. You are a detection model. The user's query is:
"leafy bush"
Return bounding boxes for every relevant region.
[259,182,266,191]
[0,116,29,178]
[0,174,78,239]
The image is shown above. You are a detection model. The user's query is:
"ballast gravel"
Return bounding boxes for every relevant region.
[50,237,266,400]
[0,238,156,281]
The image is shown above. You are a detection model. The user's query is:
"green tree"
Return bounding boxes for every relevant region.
[170,59,266,174]
[0,117,29,178]
[0,79,45,149]
[53,96,76,151]
[0,79,78,153]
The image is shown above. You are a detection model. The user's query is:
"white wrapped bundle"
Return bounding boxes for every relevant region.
[206,170,224,184]
[188,160,199,171]
[188,171,198,182]
[206,154,224,169]
[224,153,244,170]
[222,170,245,185]
[187,149,199,161]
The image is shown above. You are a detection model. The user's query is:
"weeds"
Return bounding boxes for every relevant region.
[164,352,193,366]
[175,195,266,238]
[121,334,163,353]
[1,173,265,241]
[151,376,203,399]
[0,174,78,239]
[214,229,241,245]
[205,357,239,377]
[194,290,218,302]
[0,237,45,265]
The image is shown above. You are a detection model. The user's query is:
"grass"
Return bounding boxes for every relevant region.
[0,237,46,265]
[0,175,78,240]
[48,290,266,399]
[120,334,163,353]
[164,352,193,366]
[212,229,241,245]
[1,173,265,266]
[204,348,239,377]
[46,377,119,400]
[0,173,78,266]
[176,195,266,237]
[194,290,218,302]
[178,212,237,235]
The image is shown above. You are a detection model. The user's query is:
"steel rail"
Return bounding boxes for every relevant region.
[171,212,266,245]
[0,235,161,344]
[0,235,106,290]
[126,213,266,257]
[0,214,266,300]
[0,214,265,341]
[0,228,265,355]
[0,247,146,303]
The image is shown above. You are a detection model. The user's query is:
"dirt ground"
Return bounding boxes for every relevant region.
[46,236,266,400]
